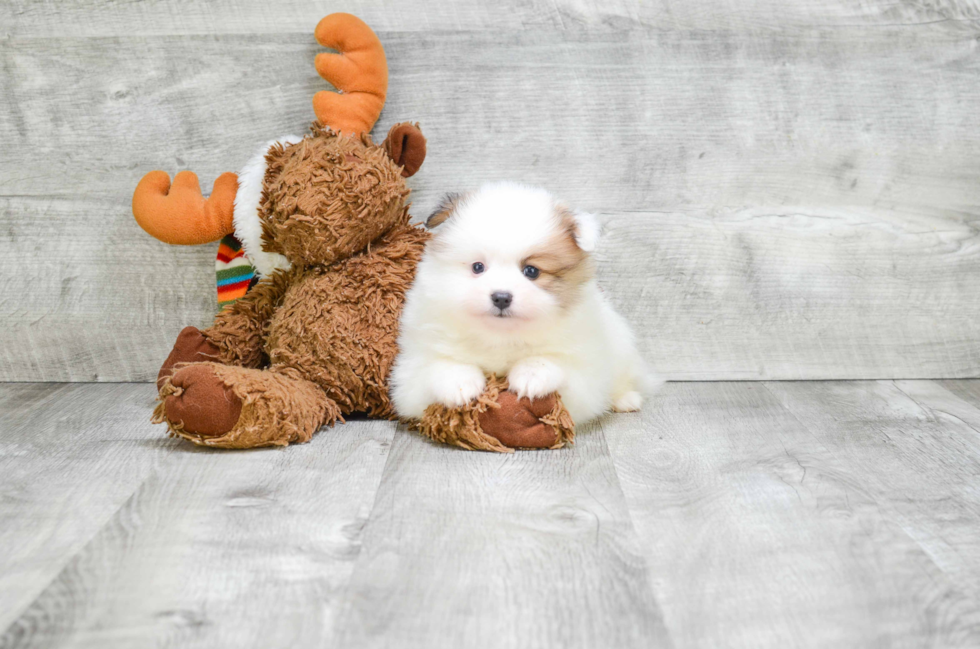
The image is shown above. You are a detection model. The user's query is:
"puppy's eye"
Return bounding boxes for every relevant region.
[472,262,485,274]
[522,265,540,280]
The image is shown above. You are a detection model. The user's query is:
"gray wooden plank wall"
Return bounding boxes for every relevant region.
[1,1,978,381]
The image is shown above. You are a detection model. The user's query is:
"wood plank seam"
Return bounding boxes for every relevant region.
[891,380,980,438]
[0,446,180,640]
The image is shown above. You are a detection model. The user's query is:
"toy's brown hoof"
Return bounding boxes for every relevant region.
[164,364,242,437]
[157,326,222,390]
[479,391,560,449]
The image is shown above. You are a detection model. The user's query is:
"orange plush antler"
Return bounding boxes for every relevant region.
[132,170,238,245]
[313,13,388,135]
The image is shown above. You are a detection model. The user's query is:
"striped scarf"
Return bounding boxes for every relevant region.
[215,235,259,310]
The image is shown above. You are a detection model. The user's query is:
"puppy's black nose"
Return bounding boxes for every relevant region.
[491,291,513,310]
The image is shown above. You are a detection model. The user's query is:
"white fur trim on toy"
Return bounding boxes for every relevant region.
[233,135,302,277]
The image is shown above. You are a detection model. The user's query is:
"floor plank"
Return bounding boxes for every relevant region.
[939,380,980,414]
[896,380,980,437]
[0,383,175,632]
[3,381,980,646]
[0,419,396,648]
[604,381,980,648]
[765,381,980,621]
[333,424,670,649]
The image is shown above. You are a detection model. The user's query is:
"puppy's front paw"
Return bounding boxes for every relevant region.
[508,357,564,400]
[431,363,487,408]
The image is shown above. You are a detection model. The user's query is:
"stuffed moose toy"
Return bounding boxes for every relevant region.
[132,14,574,452]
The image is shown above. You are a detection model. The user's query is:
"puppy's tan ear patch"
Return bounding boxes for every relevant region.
[523,204,596,310]
[426,192,462,228]
[556,203,600,252]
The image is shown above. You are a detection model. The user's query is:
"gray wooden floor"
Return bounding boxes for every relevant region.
[2,380,979,648]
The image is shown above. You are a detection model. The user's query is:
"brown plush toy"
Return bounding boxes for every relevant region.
[134,14,574,452]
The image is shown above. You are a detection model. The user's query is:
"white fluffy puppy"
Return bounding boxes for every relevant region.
[391,181,656,424]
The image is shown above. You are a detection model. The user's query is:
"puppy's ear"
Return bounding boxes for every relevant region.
[556,204,601,252]
[571,210,601,252]
[426,192,462,228]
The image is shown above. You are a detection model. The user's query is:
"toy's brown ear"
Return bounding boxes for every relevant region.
[426,192,462,228]
[384,122,426,178]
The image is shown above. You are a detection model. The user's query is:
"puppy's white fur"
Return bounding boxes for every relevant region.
[391,181,657,424]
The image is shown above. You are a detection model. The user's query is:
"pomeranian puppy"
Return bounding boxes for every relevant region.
[391,181,656,424]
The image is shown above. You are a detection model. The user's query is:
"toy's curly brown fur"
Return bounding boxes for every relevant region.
[260,126,412,268]
[202,126,427,410]
[412,375,575,453]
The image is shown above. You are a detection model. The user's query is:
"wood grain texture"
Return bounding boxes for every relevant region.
[3,21,979,381]
[605,381,980,648]
[0,416,396,648]
[940,379,980,410]
[3,380,980,646]
[1,0,978,36]
[599,209,980,379]
[0,383,174,633]
[896,379,980,436]
[333,425,670,649]
[766,381,980,611]
[7,200,976,382]
[0,197,217,382]
[6,30,980,209]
